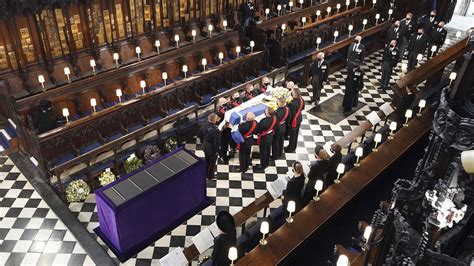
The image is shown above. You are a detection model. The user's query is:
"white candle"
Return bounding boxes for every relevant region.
[236,46,241,57]
[372,0,377,7]
[327,7,331,16]
[219,52,224,64]
[223,20,228,32]
[333,30,339,43]
[336,4,341,13]
[90,59,96,75]
[346,0,350,9]
[277,4,282,16]
[155,40,161,53]
[38,75,45,89]
[202,58,207,71]
[337,255,349,266]
[286,200,296,223]
[363,226,373,243]
[348,24,353,36]
[162,72,168,86]
[208,24,213,37]
[90,98,97,113]
[260,221,270,245]
[228,247,238,265]
[62,108,69,123]
[354,147,364,167]
[191,30,196,43]
[388,8,393,19]
[362,18,368,30]
[373,133,382,151]
[449,72,457,86]
[135,46,141,60]
[417,99,426,116]
[316,37,321,49]
[334,163,345,183]
[316,10,321,20]
[289,1,293,12]
[113,52,120,67]
[174,34,180,47]
[116,88,123,103]
[404,109,413,127]
[299,0,304,9]
[265,8,270,19]
[140,80,146,94]
[250,40,255,52]
[313,179,324,201]
[182,65,188,78]
[64,67,71,83]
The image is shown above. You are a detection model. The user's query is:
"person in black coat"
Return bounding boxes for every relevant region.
[256,108,277,170]
[282,161,306,211]
[419,10,439,39]
[310,52,329,105]
[385,21,401,45]
[239,0,256,36]
[343,63,364,114]
[399,13,416,56]
[303,147,330,205]
[33,100,58,134]
[199,113,221,179]
[216,98,234,163]
[428,21,447,58]
[327,144,342,181]
[380,40,400,90]
[347,36,365,68]
[212,211,237,266]
[407,28,428,71]
[285,87,305,153]
[272,98,289,159]
[238,112,257,173]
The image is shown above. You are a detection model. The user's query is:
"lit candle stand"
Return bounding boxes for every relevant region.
[337,254,350,266]
[388,121,397,140]
[135,46,141,61]
[316,10,321,20]
[90,98,97,114]
[299,0,304,9]
[62,108,70,123]
[333,30,339,43]
[208,24,213,37]
[313,180,323,201]
[286,200,296,224]
[289,1,293,12]
[174,34,180,48]
[316,37,321,50]
[449,72,457,86]
[348,25,353,36]
[202,58,207,71]
[265,8,270,19]
[403,109,413,127]
[113,53,120,68]
[362,19,368,30]
[162,72,168,86]
[228,247,237,266]
[363,225,373,250]
[372,133,382,152]
[140,80,146,94]
[334,163,345,184]
[354,147,364,167]
[301,16,307,27]
[388,8,393,20]
[223,20,228,33]
[191,30,196,43]
[236,46,241,58]
[219,52,224,64]
[346,0,350,10]
[417,99,426,117]
[336,4,341,13]
[155,40,161,53]
[277,5,282,16]
[182,65,188,79]
[64,67,71,83]
[116,89,123,103]
[375,13,380,25]
[259,221,270,245]
[281,24,286,36]
[250,40,255,53]
[90,59,96,75]
[38,75,45,90]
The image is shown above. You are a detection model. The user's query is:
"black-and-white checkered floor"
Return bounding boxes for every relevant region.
[0,28,462,265]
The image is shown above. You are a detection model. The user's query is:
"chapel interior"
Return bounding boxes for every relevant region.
[0,0,473,265]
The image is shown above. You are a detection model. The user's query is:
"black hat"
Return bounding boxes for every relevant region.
[315,145,324,155]
[216,211,235,234]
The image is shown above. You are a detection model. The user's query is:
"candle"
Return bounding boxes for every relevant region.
[334,163,345,183]
[388,8,393,20]
[363,226,373,243]
[62,108,70,123]
[208,24,213,37]
[277,4,282,16]
[182,64,188,78]
[313,180,323,201]
[113,52,120,68]
[316,37,321,50]
[327,7,331,16]
[354,146,364,167]
[116,89,123,103]
[135,46,141,60]
[336,3,341,13]
[362,18,368,30]
[348,24,353,36]
[286,200,296,223]
[417,99,426,116]
[219,52,224,64]
[140,80,146,94]
[388,121,397,140]
[38,75,45,89]
[155,40,161,53]
[289,1,293,12]
[90,59,96,75]
[299,0,304,9]
[174,34,180,48]
[449,72,457,86]
[191,30,196,43]
[250,40,255,53]
[375,13,380,24]
[162,72,168,86]
[202,58,207,71]
[404,109,413,127]
[337,255,349,266]
[260,221,269,245]
[316,10,321,20]
[333,30,339,43]
[90,98,97,113]
[228,247,238,266]
[372,0,376,7]
[64,67,71,83]
[301,16,307,27]
[223,20,228,32]
[346,0,350,10]
[373,133,382,152]
[236,46,241,57]
[265,8,270,19]
[281,23,286,36]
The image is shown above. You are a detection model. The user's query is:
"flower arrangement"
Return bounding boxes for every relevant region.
[124,154,143,174]
[144,145,161,164]
[165,137,178,153]
[270,86,291,101]
[99,170,116,187]
[65,180,90,202]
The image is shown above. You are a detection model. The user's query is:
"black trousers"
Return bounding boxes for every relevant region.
[239,141,253,173]
[272,132,285,159]
[407,52,418,72]
[219,128,231,159]
[381,61,393,89]
[311,76,323,102]
[287,125,300,152]
[259,137,272,168]
[205,152,217,179]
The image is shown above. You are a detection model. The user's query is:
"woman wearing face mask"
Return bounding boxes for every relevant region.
[343,62,364,114]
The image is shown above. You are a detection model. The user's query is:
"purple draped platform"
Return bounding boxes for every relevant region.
[94,147,211,262]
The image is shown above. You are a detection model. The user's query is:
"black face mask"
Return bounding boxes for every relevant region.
[438,25,443,28]
[264,82,270,86]
[390,44,395,48]
[355,40,360,44]
[417,32,423,36]
[317,58,323,61]
[430,15,436,18]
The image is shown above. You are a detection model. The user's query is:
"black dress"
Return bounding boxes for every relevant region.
[211,230,237,266]
[303,159,329,204]
[282,174,305,211]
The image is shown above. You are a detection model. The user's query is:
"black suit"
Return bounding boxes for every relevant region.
[310,59,329,103]
[238,121,257,172]
[286,97,305,152]
[327,153,342,181]
[343,67,364,112]
[429,27,447,57]
[272,106,289,159]
[283,174,305,211]
[385,25,401,45]
[303,160,329,204]
[419,16,439,38]
[239,1,256,36]
[211,231,237,266]
[257,116,277,168]
[347,42,365,67]
[407,33,428,71]
[399,18,416,55]
[217,104,234,161]
[381,45,400,89]
[200,122,221,179]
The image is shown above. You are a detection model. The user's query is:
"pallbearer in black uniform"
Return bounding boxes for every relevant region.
[285,87,305,153]
[238,112,257,173]
[272,98,289,160]
[216,98,233,163]
[380,40,400,91]
[230,92,243,107]
[347,36,365,68]
[407,28,428,71]
[244,84,260,101]
[399,13,416,57]
[343,63,364,114]
[310,52,329,105]
[256,108,277,170]
[386,20,401,45]
[198,113,221,179]
[428,21,447,58]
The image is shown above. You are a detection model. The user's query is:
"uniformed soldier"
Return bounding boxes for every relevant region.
[407,28,428,71]
[230,92,243,107]
[244,84,260,101]
[272,98,289,160]
[343,63,364,114]
[216,98,234,163]
[198,113,221,179]
[285,87,305,153]
[238,112,258,173]
[380,40,400,91]
[255,108,277,170]
[310,52,329,105]
[419,10,439,39]
[386,20,401,45]
[428,21,447,58]
[347,36,365,68]
[399,13,416,57]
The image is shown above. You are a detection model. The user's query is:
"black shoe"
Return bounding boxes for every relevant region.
[284,147,295,153]
[254,164,266,170]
